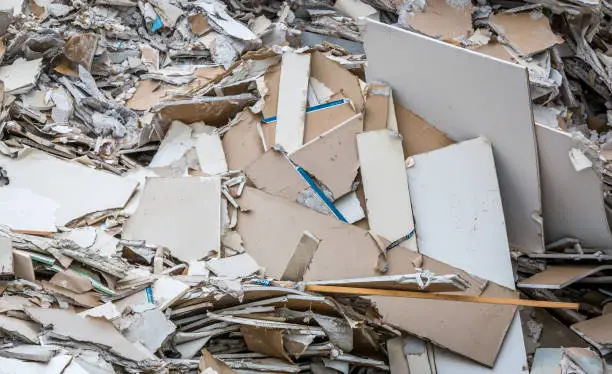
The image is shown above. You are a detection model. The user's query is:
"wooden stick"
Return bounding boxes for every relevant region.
[305,285,580,310]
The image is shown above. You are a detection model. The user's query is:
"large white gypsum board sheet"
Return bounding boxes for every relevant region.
[362,18,543,254]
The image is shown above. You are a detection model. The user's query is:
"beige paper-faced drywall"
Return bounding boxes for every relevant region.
[489,12,563,56]
[222,110,264,171]
[357,130,417,251]
[123,177,221,263]
[275,53,311,153]
[399,0,473,40]
[236,187,516,366]
[362,19,543,254]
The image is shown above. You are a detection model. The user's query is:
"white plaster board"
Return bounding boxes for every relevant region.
[362,18,543,254]
[406,137,527,372]
[0,149,137,229]
[357,130,417,250]
[535,124,612,247]
[407,137,514,288]
[195,133,228,175]
[275,53,311,153]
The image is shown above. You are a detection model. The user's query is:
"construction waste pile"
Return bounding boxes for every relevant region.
[2,0,612,372]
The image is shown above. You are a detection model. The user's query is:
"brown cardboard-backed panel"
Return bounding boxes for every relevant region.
[199,349,239,374]
[291,114,363,199]
[237,187,516,365]
[222,110,265,171]
[472,42,514,62]
[394,103,454,157]
[399,0,473,40]
[364,83,390,132]
[310,52,364,112]
[49,269,93,294]
[518,265,612,289]
[127,79,174,111]
[571,313,612,353]
[262,63,281,119]
[489,12,563,56]
[245,150,307,202]
[247,114,362,201]
[241,326,292,361]
[12,250,34,282]
[262,102,357,150]
[157,94,255,127]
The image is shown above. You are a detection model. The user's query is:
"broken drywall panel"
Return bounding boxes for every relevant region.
[153,276,190,310]
[275,53,311,154]
[529,347,604,374]
[406,137,514,288]
[26,307,155,362]
[237,187,517,366]
[0,354,72,374]
[0,235,12,277]
[290,114,363,199]
[123,177,221,263]
[195,133,228,175]
[222,110,264,171]
[568,148,592,171]
[530,348,562,374]
[310,52,364,112]
[398,0,474,41]
[153,94,254,137]
[518,265,612,289]
[402,336,434,374]
[244,149,308,202]
[0,149,137,230]
[123,306,176,353]
[0,345,57,362]
[308,78,334,106]
[334,0,378,20]
[387,337,410,374]
[535,124,612,247]
[0,314,40,343]
[206,253,259,278]
[148,121,195,169]
[247,113,362,203]
[262,100,358,149]
[357,130,417,251]
[433,315,528,374]
[488,11,563,57]
[363,18,543,254]
[570,313,612,355]
[13,250,35,282]
[280,231,321,282]
[241,326,291,361]
[395,103,455,157]
[334,192,365,224]
[127,79,171,111]
[0,58,42,95]
[364,83,390,132]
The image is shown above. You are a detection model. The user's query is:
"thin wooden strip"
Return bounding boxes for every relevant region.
[305,285,580,310]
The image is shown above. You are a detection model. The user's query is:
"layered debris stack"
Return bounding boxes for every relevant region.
[0,0,612,373]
